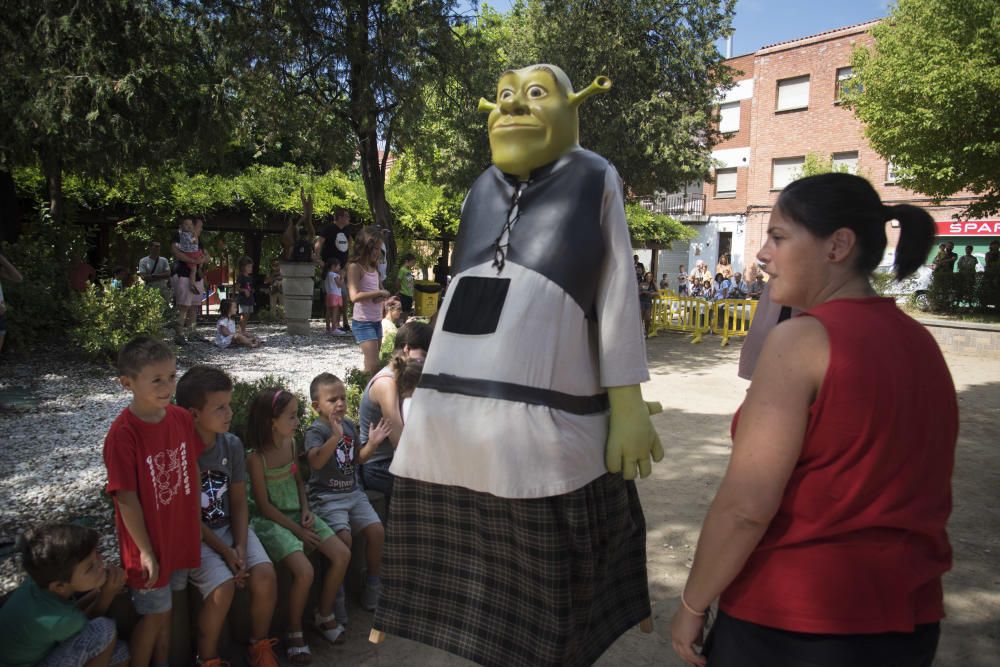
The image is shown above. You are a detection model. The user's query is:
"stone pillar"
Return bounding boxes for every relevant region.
[280,261,315,336]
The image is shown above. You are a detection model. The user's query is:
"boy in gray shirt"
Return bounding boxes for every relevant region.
[176,365,279,667]
[306,373,390,616]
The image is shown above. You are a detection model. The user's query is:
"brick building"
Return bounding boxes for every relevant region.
[642,20,989,281]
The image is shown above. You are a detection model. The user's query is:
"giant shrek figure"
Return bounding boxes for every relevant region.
[372,65,663,666]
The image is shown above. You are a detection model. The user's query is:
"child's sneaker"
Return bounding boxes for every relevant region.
[332,328,347,335]
[362,579,381,611]
[248,637,279,667]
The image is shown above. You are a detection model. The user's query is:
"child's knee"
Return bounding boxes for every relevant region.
[322,536,351,565]
[284,553,314,584]
[207,579,236,605]
[250,562,277,590]
[336,528,353,548]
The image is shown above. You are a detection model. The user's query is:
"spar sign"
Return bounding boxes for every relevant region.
[936,220,1000,236]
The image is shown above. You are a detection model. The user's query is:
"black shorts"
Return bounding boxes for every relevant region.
[704,610,940,667]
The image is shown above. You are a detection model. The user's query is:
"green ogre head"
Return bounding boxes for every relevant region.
[478,65,611,180]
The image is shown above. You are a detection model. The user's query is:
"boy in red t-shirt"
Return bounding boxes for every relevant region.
[103,336,203,667]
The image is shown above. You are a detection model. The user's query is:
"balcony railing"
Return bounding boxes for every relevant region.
[637,193,706,218]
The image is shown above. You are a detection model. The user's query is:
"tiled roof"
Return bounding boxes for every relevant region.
[756,19,881,54]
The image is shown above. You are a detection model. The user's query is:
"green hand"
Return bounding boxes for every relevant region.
[605,384,664,480]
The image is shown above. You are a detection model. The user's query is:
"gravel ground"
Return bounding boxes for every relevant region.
[0,321,364,594]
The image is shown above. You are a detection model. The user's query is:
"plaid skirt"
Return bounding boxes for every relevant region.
[373,473,650,666]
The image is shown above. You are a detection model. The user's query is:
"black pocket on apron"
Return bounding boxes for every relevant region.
[442,276,510,335]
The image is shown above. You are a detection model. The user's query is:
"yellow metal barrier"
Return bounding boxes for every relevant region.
[650,294,713,343]
[650,296,757,345]
[711,299,758,346]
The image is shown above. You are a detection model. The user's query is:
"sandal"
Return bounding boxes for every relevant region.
[285,632,312,665]
[314,610,346,645]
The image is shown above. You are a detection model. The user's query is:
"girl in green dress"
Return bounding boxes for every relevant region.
[246,388,352,664]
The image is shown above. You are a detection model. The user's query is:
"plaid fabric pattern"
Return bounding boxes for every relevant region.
[39,618,130,667]
[373,473,650,666]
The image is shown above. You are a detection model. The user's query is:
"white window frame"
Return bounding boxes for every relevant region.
[772,157,804,190]
[832,151,859,174]
[714,168,737,198]
[776,75,810,112]
[718,101,740,134]
[835,66,853,102]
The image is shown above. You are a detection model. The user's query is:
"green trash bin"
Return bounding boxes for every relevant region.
[413,280,442,317]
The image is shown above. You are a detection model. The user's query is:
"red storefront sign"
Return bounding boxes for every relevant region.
[935,220,1000,236]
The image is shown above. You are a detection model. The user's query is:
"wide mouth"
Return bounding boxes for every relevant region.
[493,119,543,130]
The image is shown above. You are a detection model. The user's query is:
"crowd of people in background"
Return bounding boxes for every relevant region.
[634,253,766,303]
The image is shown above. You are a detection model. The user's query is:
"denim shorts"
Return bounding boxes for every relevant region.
[129,568,190,615]
[352,319,382,343]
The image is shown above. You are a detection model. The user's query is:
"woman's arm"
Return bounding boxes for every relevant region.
[671,317,827,664]
[684,317,828,608]
[370,377,405,447]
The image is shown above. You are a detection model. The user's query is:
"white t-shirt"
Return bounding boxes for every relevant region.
[138,256,170,287]
[325,271,341,296]
[215,317,236,348]
[391,153,649,499]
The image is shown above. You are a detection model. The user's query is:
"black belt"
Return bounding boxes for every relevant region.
[418,373,609,416]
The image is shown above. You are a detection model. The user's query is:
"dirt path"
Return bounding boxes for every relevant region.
[320,333,999,666]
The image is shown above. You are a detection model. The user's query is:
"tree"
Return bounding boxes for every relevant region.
[218,0,468,238]
[404,0,736,197]
[850,0,1000,217]
[0,1,232,224]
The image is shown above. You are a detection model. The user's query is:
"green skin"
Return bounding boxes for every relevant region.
[477,64,663,480]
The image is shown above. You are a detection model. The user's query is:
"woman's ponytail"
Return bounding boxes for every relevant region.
[887,204,935,280]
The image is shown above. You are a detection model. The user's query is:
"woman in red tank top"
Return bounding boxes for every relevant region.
[670,173,957,667]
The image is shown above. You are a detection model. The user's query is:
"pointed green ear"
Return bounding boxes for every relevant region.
[568,76,612,107]
[478,98,496,113]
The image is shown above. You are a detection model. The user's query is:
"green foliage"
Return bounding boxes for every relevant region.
[343,367,373,423]
[869,271,895,297]
[379,330,398,367]
[800,152,851,178]
[625,203,698,245]
[0,1,233,219]
[256,305,285,323]
[386,159,463,240]
[68,283,167,360]
[0,210,87,350]
[229,374,309,448]
[926,271,1000,313]
[403,0,736,196]
[219,0,467,229]
[849,0,1000,217]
